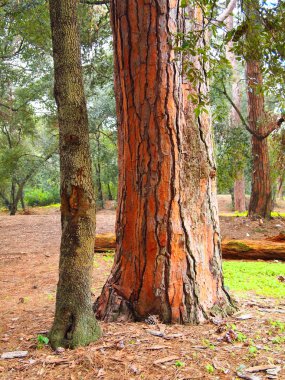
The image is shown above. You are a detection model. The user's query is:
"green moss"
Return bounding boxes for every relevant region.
[49,312,101,349]
[227,241,251,252]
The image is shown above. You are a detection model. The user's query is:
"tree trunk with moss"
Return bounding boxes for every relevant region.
[94,1,234,324]
[49,0,101,349]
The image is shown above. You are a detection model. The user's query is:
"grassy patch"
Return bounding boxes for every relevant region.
[223,261,285,298]
[219,211,285,217]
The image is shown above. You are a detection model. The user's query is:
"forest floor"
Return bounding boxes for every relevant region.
[0,195,285,380]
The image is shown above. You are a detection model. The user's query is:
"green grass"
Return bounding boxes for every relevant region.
[219,211,285,217]
[223,261,285,298]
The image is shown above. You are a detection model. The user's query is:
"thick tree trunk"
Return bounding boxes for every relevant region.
[244,0,272,219]
[49,0,101,349]
[247,60,272,219]
[94,2,234,324]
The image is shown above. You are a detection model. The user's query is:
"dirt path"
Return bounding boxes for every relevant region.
[1,210,285,379]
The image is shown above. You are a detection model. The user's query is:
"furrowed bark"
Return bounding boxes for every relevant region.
[94,1,235,324]
[49,0,101,348]
[244,0,272,219]
[246,60,272,219]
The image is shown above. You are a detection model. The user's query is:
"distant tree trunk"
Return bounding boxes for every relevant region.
[246,61,272,219]
[225,12,246,212]
[20,192,25,211]
[95,133,104,209]
[234,176,246,212]
[276,176,284,200]
[94,1,234,324]
[48,0,101,349]
[244,0,273,219]
[107,183,113,200]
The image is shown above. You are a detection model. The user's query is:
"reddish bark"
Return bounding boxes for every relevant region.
[246,61,272,219]
[94,1,234,323]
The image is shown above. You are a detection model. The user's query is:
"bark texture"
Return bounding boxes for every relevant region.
[246,60,272,219]
[94,1,234,324]
[49,0,101,348]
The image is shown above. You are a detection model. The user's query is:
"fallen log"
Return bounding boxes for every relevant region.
[94,233,285,261]
[94,233,116,252]
[221,239,285,261]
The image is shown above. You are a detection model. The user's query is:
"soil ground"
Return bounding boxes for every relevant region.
[1,195,285,380]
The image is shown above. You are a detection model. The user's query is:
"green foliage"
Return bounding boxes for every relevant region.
[25,188,59,207]
[37,334,49,349]
[175,360,185,368]
[205,364,215,374]
[223,261,285,298]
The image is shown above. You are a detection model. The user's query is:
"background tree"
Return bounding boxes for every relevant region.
[0,0,58,213]
[48,0,101,348]
[243,0,284,218]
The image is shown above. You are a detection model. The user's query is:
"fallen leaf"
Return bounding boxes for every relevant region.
[146,329,165,337]
[153,356,179,365]
[266,366,281,376]
[145,345,171,350]
[164,333,183,339]
[97,368,105,377]
[91,344,114,351]
[245,365,280,373]
[237,372,261,380]
[116,340,125,350]
[129,364,140,375]
[235,314,253,320]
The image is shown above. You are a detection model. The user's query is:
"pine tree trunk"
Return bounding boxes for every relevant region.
[48,0,101,349]
[94,1,234,324]
[247,60,272,219]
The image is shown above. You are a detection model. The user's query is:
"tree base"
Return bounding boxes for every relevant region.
[49,311,101,349]
[94,284,236,324]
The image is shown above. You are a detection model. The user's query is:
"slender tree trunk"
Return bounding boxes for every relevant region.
[234,176,246,212]
[9,179,17,215]
[20,192,25,211]
[48,0,101,349]
[95,134,104,209]
[247,60,272,218]
[94,1,234,324]
[276,176,284,200]
[226,12,246,212]
[107,183,113,200]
